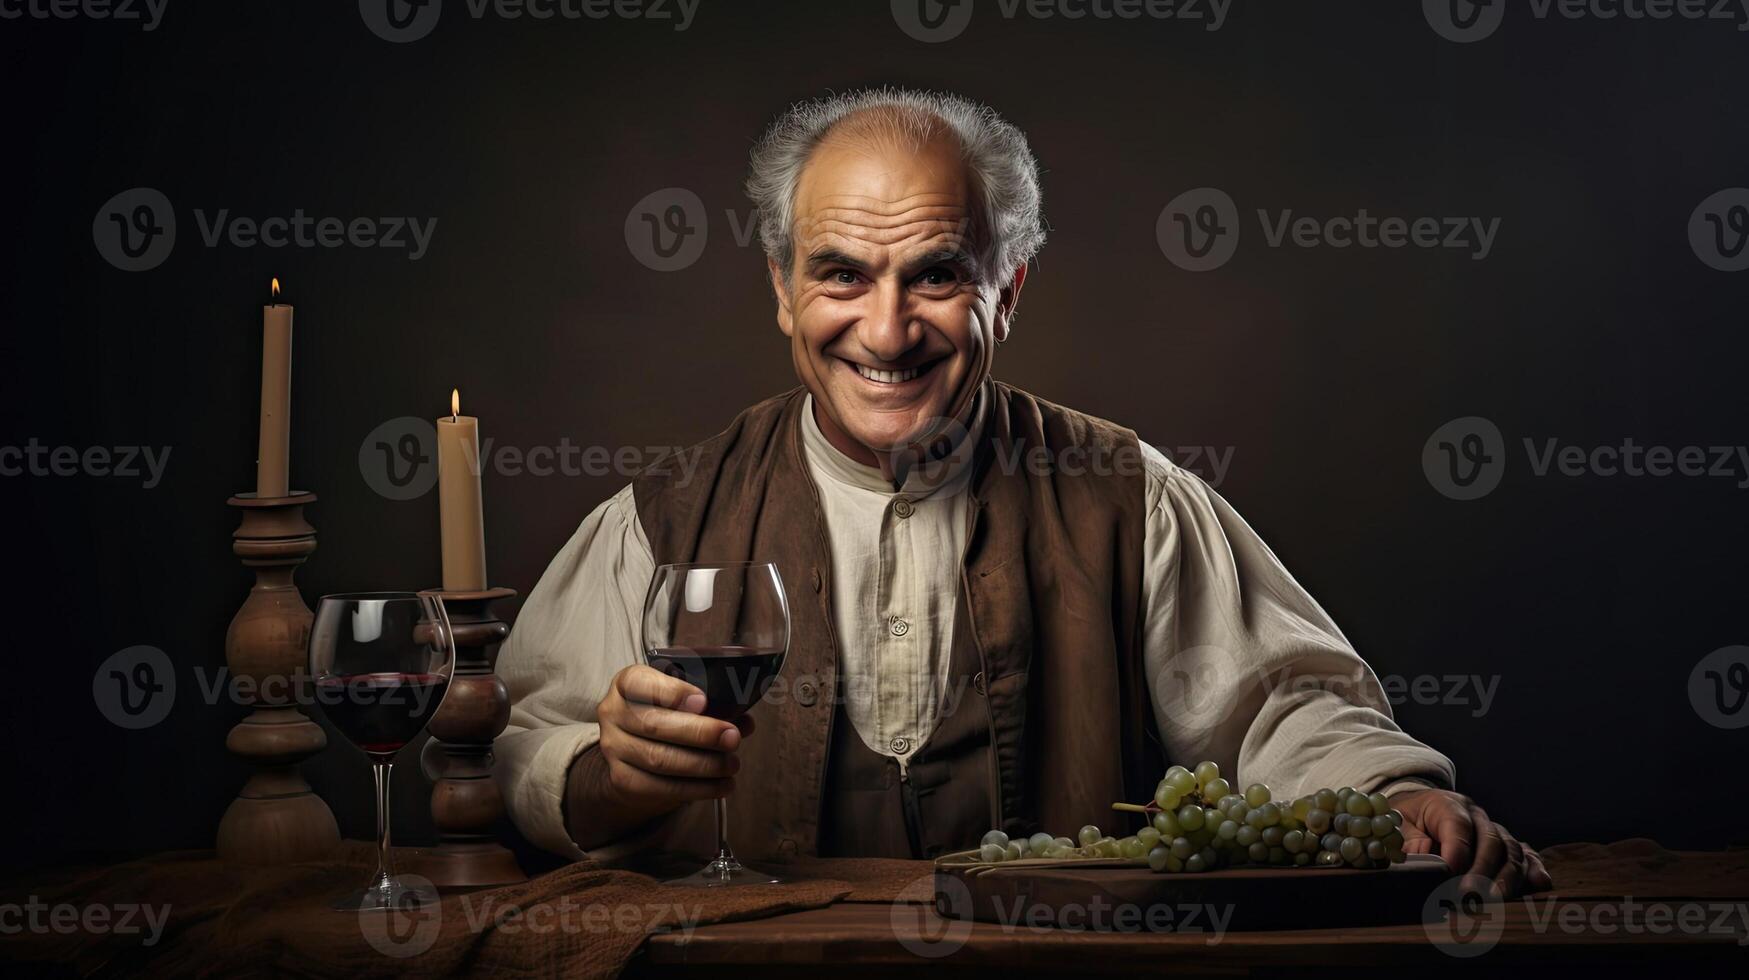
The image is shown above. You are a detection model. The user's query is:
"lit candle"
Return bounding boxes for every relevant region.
[437,388,487,591]
[256,278,292,497]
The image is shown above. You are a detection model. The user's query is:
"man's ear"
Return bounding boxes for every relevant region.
[769,259,795,338]
[995,263,1028,343]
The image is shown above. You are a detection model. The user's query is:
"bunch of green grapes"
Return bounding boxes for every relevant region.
[974,760,1409,874]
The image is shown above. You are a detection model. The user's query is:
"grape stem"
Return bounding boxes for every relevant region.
[1111,802,1160,814]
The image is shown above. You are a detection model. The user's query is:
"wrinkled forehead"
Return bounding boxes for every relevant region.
[791,130,979,260]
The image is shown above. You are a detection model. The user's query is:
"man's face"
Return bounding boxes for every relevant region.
[771,131,1023,463]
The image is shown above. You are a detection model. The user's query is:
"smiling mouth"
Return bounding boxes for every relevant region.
[847,358,942,385]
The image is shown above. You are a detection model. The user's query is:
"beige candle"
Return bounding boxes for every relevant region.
[256,278,292,498]
[437,388,487,591]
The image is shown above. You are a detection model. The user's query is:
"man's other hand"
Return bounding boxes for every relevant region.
[1390,787,1553,898]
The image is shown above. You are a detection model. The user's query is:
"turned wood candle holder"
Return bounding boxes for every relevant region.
[412,586,526,887]
[216,490,341,863]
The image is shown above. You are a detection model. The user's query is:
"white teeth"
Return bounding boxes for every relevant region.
[854,363,922,384]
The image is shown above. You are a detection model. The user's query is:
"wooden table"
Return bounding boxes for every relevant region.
[635,841,1749,976]
[3,840,1743,976]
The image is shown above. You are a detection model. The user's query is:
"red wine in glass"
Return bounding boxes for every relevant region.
[309,592,454,912]
[646,646,783,721]
[313,672,449,758]
[643,562,790,886]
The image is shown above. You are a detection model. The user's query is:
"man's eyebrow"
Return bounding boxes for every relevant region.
[805,248,866,271]
[907,246,976,269]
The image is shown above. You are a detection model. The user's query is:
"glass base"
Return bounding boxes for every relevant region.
[663,855,781,887]
[333,874,439,911]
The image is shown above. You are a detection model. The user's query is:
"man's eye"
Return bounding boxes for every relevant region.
[831,270,859,285]
[916,268,957,287]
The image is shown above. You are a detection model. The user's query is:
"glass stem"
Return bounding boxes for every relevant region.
[714,798,733,863]
[373,760,395,891]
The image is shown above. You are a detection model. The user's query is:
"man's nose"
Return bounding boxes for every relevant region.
[858,280,922,362]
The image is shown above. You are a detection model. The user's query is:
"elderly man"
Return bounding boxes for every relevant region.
[494,87,1549,897]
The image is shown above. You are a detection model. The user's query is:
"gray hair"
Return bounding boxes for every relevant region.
[746,87,1045,287]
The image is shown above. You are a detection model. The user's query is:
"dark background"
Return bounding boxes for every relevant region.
[2,0,1746,873]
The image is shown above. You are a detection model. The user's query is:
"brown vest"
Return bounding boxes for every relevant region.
[631,381,1161,859]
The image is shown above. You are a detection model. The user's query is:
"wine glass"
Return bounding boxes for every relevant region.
[643,562,790,886]
[308,592,455,911]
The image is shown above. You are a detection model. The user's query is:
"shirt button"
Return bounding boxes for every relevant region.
[972,671,986,696]
[796,681,819,707]
[889,617,910,637]
[889,736,911,754]
[810,568,822,593]
[892,497,914,518]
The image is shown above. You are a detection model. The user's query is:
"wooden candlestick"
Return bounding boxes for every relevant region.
[412,586,526,887]
[216,490,340,863]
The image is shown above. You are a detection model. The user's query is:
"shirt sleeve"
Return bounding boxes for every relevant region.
[493,483,654,861]
[1138,444,1456,799]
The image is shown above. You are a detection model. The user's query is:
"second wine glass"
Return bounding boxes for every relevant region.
[309,591,455,911]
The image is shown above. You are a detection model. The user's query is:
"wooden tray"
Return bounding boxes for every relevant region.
[933,850,1451,931]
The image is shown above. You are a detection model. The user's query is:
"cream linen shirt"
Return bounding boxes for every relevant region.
[494,391,1453,861]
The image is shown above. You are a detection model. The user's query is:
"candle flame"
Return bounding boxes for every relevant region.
[271,277,280,298]
[451,388,460,420]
